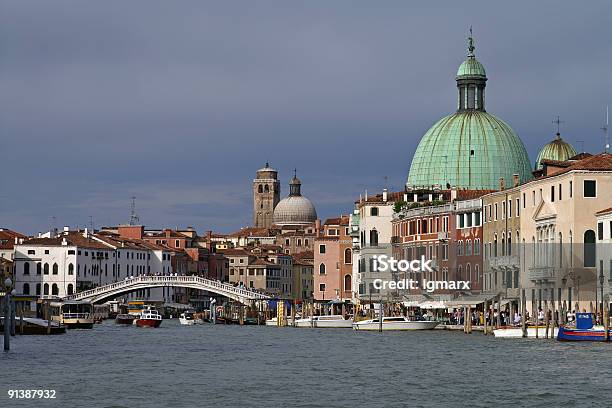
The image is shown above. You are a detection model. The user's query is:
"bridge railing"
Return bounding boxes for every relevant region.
[64,275,269,301]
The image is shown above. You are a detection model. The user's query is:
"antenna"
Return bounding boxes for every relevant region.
[129,196,140,226]
[552,115,565,135]
[602,105,609,153]
[89,215,94,232]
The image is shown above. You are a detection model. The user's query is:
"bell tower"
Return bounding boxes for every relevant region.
[253,163,280,228]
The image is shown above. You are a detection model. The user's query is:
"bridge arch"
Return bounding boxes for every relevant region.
[63,275,270,305]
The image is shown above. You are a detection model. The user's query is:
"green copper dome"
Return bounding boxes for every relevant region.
[457,58,486,78]
[535,133,577,169]
[407,33,532,190]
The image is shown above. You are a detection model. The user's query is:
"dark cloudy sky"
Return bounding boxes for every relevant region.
[2,1,611,235]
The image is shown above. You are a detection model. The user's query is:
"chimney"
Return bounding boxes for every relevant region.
[499,177,505,191]
[513,173,520,188]
[83,228,89,238]
[365,189,368,201]
[382,188,388,202]
[451,187,458,202]
[61,237,68,246]
[315,219,321,235]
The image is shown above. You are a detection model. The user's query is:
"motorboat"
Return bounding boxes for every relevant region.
[493,325,559,338]
[557,313,611,341]
[294,315,353,328]
[49,300,94,329]
[352,316,439,331]
[115,314,136,325]
[179,311,204,326]
[265,317,294,326]
[135,308,162,328]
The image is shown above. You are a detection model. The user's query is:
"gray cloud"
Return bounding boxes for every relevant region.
[2,1,611,234]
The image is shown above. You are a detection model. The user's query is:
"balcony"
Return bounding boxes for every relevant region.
[437,231,449,241]
[489,255,519,269]
[528,266,555,281]
[391,236,400,244]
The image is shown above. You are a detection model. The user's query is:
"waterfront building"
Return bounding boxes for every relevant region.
[0,228,26,260]
[391,188,488,303]
[275,223,318,256]
[595,207,612,307]
[350,189,402,304]
[313,216,351,302]
[482,176,522,307]
[406,33,531,190]
[292,251,313,300]
[518,152,612,315]
[253,163,280,229]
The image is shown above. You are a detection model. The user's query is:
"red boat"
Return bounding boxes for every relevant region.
[135,308,162,328]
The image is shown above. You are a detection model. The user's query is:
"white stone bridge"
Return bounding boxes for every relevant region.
[63,275,271,304]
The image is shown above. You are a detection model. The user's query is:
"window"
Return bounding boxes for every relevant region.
[508,200,512,218]
[23,262,30,275]
[258,184,263,193]
[494,203,498,221]
[584,180,596,197]
[68,250,75,255]
[175,239,180,247]
[370,207,379,216]
[516,198,520,217]
[369,230,379,246]
[67,284,74,295]
[319,244,326,254]
[43,283,49,295]
[23,283,30,295]
[43,263,49,275]
[598,222,604,240]
[51,284,59,296]
[36,283,41,296]
[551,185,555,202]
[68,263,74,275]
[344,248,352,264]
[319,283,326,293]
[570,181,573,198]
[27,250,35,255]
[559,184,562,200]
[583,230,596,267]
[319,263,326,274]
[523,193,526,208]
[52,263,58,275]
[36,263,41,275]
[344,274,352,291]
[474,239,480,255]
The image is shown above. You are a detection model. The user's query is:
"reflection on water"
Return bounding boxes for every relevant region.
[1,319,611,408]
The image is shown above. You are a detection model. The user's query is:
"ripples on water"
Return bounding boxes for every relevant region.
[1,320,610,408]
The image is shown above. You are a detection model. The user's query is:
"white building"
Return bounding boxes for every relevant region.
[13,228,173,307]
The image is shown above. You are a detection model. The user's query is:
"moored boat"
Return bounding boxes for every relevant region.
[493,325,559,338]
[179,311,204,326]
[115,314,136,325]
[294,315,353,328]
[135,308,162,328]
[50,300,94,329]
[353,316,439,331]
[265,317,294,326]
[557,313,611,342]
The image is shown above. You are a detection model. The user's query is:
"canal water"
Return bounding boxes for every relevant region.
[1,320,610,408]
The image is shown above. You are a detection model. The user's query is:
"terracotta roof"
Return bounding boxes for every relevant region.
[227,227,275,238]
[596,207,612,216]
[528,153,612,184]
[21,232,110,250]
[292,250,314,265]
[249,258,278,267]
[218,248,251,256]
[456,189,496,200]
[568,152,593,161]
[0,229,27,250]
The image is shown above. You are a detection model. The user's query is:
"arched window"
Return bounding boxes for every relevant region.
[344,248,352,264]
[43,263,49,275]
[36,283,41,296]
[68,263,74,275]
[52,263,58,275]
[36,262,41,275]
[458,265,463,280]
[23,283,30,295]
[466,264,471,282]
[24,262,30,275]
[319,263,326,275]
[52,284,59,296]
[67,284,74,295]
[370,207,379,216]
[559,232,563,268]
[258,184,263,193]
[43,283,49,295]
[475,264,480,282]
[370,229,379,247]
[584,230,596,267]
[264,184,269,193]
[493,234,498,257]
[344,274,352,291]
[507,232,512,256]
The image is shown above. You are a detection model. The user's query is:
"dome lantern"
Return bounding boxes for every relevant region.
[456,29,487,112]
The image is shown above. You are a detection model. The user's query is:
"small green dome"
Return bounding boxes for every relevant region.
[457,58,486,78]
[407,111,532,190]
[535,133,577,169]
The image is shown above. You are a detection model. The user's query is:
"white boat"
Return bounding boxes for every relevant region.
[265,317,294,326]
[352,316,439,331]
[294,315,353,328]
[179,311,204,326]
[493,326,559,338]
[49,300,94,329]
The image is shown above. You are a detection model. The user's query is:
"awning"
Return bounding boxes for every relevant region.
[418,301,448,309]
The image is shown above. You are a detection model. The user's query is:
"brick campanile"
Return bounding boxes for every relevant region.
[253,163,280,228]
